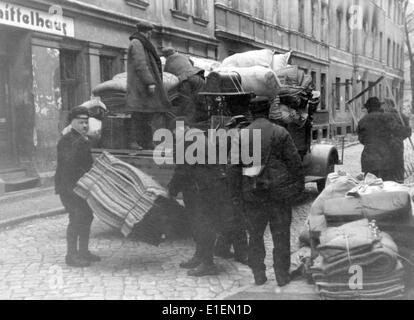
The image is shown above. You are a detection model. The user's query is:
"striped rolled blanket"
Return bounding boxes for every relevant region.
[74,151,178,240]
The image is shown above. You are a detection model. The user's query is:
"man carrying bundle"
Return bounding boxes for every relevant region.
[55,106,101,268]
[162,47,207,123]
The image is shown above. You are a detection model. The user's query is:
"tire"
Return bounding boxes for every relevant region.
[317,155,337,193]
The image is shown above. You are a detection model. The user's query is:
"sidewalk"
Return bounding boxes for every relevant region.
[0,187,65,229]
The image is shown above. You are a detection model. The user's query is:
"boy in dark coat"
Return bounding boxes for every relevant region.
[55,107,101,268]
[127,21,172,150]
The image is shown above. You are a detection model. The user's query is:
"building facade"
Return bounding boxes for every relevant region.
[215,0,405,140]
[0,0,406,181]
[0,0,217,175]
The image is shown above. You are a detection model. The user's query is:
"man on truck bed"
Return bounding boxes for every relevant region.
[162,47,207,124]
[127,21,172,150]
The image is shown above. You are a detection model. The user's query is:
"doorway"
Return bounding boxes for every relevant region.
[0,55,13,166]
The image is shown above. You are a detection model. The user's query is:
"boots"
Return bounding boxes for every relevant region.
[253,270,268,286]
[275,270,291,288]
[180,256,202,269]
[79,251,101,262]
[187,263,219,277]
[66,254,91,268]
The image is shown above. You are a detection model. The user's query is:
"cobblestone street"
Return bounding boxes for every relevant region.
[0,142,392,300]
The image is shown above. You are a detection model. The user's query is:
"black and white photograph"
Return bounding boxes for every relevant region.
[1,0,414,304]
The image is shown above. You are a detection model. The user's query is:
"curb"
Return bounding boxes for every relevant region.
[0,207,66,230]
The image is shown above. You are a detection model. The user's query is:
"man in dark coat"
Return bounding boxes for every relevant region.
[383,98,412,183]
[357,97,411,181]
[162,47,207,123]
[55,106,101,268]
[227,101,305,287]
[127,21,172,150]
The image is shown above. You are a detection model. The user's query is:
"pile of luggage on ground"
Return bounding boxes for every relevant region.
[74,152,190,246]
[300,172,414,300]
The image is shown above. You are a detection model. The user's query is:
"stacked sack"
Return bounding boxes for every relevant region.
[208,49,291,97]
[92,72,180,111]
[311,219,405,300]
[74,152,189,246]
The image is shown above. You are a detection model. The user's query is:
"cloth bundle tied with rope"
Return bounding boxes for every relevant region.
[310,219,407,300]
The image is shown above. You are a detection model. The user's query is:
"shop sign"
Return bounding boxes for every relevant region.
[0,1,74,37]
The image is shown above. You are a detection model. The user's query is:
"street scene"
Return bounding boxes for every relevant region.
[1,0,414,302]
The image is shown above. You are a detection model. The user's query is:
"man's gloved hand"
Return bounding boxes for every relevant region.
[148,84,156,95]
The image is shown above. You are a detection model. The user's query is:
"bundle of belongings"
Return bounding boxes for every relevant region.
[311,219,405,300]
[208,49,290,97]
[74,152,190,246]
[304,172,414,299]
[92,72,180,111]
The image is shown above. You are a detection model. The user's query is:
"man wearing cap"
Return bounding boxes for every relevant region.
[163,47,207,123]
[357,97,411,181]
[227,100,304,287]
[127,21,171,150]
[55,106,101,268]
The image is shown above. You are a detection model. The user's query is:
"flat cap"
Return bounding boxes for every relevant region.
[162,47,177,57]
[136,21,154,32]
[69,106,90,122]
[249,97,270,114]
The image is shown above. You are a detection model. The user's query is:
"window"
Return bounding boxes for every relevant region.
[313,130,318,141]
[311,0,318,37]
[298,0,305,33]
[379,83,383,100]
[336,10,343,48]
[379,32,383,62]
[361,81,366,105]
[323,128,328,138]
[335,77,341,111]
[60,49,81,112]
[337,127,343,136]
[388,0,392,18]
[194,0,208,24]
[228,0,239,10]
[368,82,375,98]
[311,71,317,85]
[100,56,115,83]
[387,38,391,66]
[171,0,190,19]
[393,41,396,67]
[320,73,327,110]
[345,79,351,111]
[321,4,328,42]
[346,126,352,134]
[254,0,264,20]
[125,0,149,10]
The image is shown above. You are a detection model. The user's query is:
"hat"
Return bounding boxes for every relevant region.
[364,97,381,110]
[69,106,89,122]
[225,115,248,128]
[136,21,154,32]
[250,97,270,114]
[162,47,176,57]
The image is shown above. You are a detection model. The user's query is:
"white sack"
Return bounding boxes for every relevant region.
[221,49,275,68]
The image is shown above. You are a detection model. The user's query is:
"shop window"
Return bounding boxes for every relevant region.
[320,73,327,110]
[60,49,81,112]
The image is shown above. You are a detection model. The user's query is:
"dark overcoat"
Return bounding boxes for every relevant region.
[357,110,411,174]
[126,33,171,113]
[55,129,93,195]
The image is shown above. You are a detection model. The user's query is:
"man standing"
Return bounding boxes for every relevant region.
[127,21,171,150]
[228,101,304,287]
[383,98,412,183]
[55,106,101,268]
[162,47,207,123]
[357,97,411,181]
